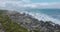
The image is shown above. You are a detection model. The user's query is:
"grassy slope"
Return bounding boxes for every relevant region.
[0,10,28,32]
[0,10,41,32]
[0,10,4,14]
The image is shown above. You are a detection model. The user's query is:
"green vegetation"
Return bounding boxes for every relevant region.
[0,10,4,14]
[0,14,28,32]
[33,30,41,32]
[1,10,60,32]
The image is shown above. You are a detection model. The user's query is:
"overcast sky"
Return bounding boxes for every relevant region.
[0,0,60,9]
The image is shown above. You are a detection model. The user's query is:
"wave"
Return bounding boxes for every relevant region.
[16,10,60,25]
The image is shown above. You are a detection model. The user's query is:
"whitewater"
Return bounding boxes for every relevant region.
[6,9,60,25]
[14,10,60,25]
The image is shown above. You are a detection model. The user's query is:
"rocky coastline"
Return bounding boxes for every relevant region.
[0,10,60,32]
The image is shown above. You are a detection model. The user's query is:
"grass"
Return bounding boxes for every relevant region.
[0,10,41,32]
[0,13,28,32]
[0,10,5,14]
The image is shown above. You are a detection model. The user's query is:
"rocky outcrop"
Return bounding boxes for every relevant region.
[6,11,60,32]
[0,10,60,32]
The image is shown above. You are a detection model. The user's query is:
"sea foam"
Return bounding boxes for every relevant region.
[17,10,60,25]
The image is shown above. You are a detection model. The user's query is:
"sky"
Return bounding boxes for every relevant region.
[0,0,60,25]
[0,0,60,9]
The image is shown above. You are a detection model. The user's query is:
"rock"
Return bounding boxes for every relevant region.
[0,10,60,32]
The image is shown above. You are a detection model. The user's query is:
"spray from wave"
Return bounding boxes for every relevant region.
[16,10,60,25]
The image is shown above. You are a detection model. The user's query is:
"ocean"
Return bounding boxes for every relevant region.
[16,9,60,25]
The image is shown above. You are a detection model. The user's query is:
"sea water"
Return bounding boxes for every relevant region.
[17,9,60,25]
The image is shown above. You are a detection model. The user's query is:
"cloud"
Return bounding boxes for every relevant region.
[0,0,20,1]
[23,3,60,8]
[22,0,30,2]
[0,1,23,10]
[0,0,60,9]
[0,0,30,8]
[0,2,6,7]
[0,0,30,2]
[0,1,21,7]
[23,3,49,8]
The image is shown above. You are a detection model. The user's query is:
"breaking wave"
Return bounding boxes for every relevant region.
[17,11,60,25]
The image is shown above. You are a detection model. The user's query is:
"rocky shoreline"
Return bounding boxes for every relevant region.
[7,11,60,32]
[0,10,60,32]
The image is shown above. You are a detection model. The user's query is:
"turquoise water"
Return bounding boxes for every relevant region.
[24,9,60,19]
[39,9,60,19]
[26,9,60,15]
[16,9,60,24]
[39,9,60,15]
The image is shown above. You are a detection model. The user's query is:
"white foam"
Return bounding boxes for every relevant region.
[17,11,60,25]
